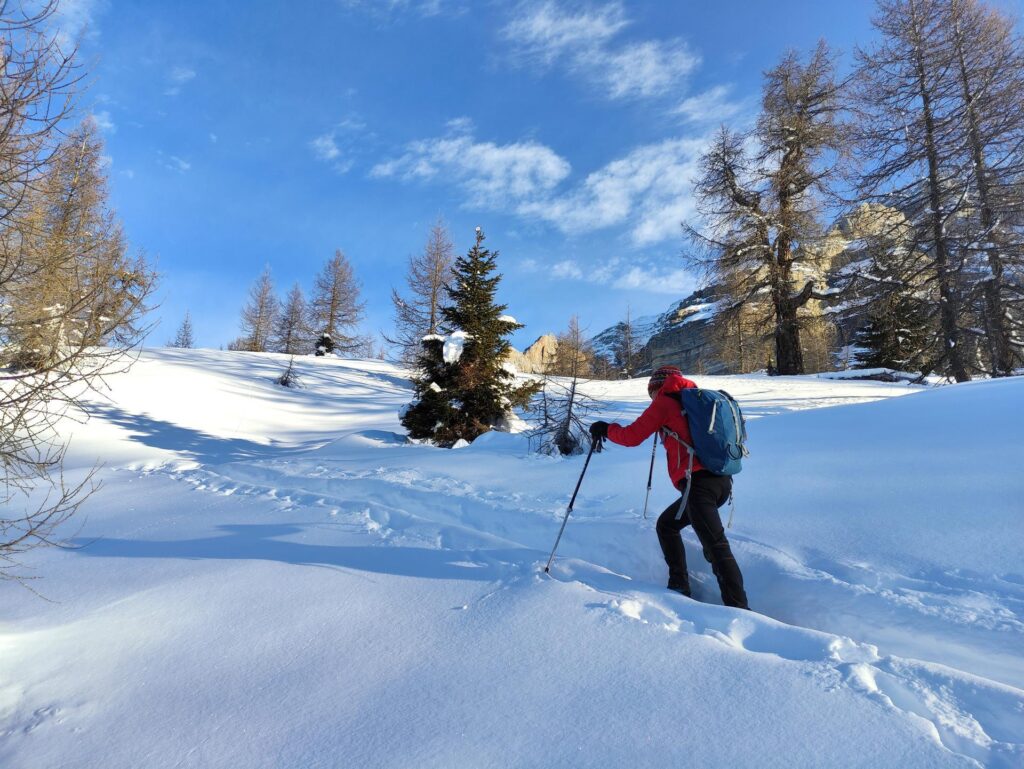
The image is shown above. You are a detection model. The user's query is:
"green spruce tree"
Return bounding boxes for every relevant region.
[401,228,536,446]
[854,292,931,372]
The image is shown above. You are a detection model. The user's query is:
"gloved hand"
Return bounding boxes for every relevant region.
[589,421,610,442]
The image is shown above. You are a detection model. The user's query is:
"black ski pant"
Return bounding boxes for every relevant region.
[656,471,749,609]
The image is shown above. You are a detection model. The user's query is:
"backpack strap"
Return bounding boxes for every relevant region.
[661,427,695,519]
[719,390,750,457]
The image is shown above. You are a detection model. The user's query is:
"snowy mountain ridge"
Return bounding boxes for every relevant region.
[589,287,722,371]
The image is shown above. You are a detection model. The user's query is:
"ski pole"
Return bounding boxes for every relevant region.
[642,432,658,519]
[543,438,599,574]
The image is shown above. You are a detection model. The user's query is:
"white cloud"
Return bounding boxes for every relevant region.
[373,127,708,245]
[165,66,197,96]
[311,133,342,161]
[170,66,197,83]
[160,154,191,173]
[584,40,699,100]
[310,119,366,174]
[52,0,106,46]
[446,116,475,134]
[551,260,584,279]
[528,255,695,295]
[338,0,456,18]
[91,110,116,133]
[503,1,626,64]
[503,1,699,100]
[371,127,571,207]
[673,85,745,124]
[518,136,708,245]
[611,264,695,295]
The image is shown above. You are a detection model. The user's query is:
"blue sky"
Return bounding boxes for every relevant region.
[64,0,969,350]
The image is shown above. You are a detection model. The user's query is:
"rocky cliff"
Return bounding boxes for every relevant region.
[506,334,558,374]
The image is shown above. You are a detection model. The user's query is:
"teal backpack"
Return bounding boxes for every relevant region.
[663,389,749,519]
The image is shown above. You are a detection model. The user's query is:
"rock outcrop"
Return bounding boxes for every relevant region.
[506,334,558,374]
[637,287,726,374]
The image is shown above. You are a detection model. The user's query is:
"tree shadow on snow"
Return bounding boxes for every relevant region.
[85,403,303,464]
[71,523,528,582]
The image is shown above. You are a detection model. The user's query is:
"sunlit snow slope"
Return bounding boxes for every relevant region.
[1,349,1021,769]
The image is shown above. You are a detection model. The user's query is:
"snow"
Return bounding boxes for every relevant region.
[817,367,928,383]
[442,329,469,363]
[2,349,1022,768]
[498,314,517,324]
[678,301,718,324]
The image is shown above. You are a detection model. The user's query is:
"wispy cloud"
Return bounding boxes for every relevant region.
[310,132,354,173]
[551,259,584,279]
[504,1,626,64]
[311,134,342,161]
[518,136,709,245]
[370,124,571,207]
[373,124,709,245]
[532,256,696,295]
[445,116,475,134]
[165,66,197,96]
[309,117,367,174]
[159,153,192,173]
[338,0,457,18]
[51,0,106,46]
[673,85,746,124]
[503,1,699,101]
[91,110,116,133]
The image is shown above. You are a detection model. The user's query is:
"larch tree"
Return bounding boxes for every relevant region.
[944,0,1024,376]
[8,120,154,368]
[170,311,195,348]
[0,7,156,581]
[686,42,845,375]
[388,219,455,363]
[549,315,594,378]
[401,227,536,446]
[237,267,278,352]
[309,249,364,355]
[853,0,976,381]
[531,315,602,456]
[274,282,310,355]
[612,307,645,379]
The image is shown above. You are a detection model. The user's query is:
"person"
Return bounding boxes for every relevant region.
[589,366,749,609]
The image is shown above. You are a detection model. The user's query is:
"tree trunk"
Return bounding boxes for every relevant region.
[772,134,807,376]
[912,12,971,382]
[772,241,806,374]
[952,11,1015,376]
[775,304,805,374]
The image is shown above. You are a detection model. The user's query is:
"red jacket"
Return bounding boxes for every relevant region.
[607,372,703,488]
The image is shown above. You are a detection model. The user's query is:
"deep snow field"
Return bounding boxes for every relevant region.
[2,349,1022,769]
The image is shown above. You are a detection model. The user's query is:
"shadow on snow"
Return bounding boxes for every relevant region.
[84,403,309,464]
[71,523,529,582]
